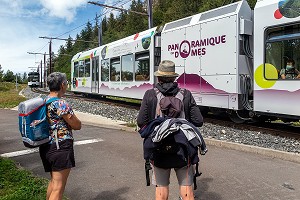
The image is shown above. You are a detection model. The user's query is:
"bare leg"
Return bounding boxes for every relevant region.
[46,172,53,200]
[49,168,71,200]
[179,185,194,200]
[156,186,169,200]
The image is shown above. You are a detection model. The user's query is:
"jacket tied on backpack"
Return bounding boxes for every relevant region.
[139,117,207,188]
[140,117,207,165]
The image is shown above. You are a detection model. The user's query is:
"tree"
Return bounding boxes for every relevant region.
[125,0,147,36]
[3,70,15,82]
[0,64,3,82]
[21,72,28,83]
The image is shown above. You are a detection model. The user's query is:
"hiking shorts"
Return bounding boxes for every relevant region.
[151,164,195,186]
[39,139,75,172]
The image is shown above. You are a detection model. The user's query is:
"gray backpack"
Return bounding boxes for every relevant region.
[154,88,185,118]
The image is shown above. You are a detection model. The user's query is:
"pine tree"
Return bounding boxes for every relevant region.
[0,64,3,82]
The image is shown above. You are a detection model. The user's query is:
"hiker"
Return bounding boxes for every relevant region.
[39,72,81,200]
[137,60,204,200]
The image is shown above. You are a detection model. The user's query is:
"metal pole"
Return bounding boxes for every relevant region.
[99,17,103,46]
[49,39,52,74]
[44,53,47,88]
[40,60,43,88]
[15,73,18,91]
[147,0,153,29]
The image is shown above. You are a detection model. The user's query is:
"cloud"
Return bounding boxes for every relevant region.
[39,0,89,23]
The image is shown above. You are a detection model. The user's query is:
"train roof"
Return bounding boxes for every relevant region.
[162,0,250,33]
[72,27,158,62]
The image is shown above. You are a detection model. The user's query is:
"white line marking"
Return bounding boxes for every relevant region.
[0,149,39,158]
[74,138,104,145]
[0,138,104,158]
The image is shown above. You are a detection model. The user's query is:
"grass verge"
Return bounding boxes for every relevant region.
[0,157,48,200]
[0,82,26,108]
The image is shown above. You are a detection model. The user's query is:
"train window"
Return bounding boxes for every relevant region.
[121,54,133,81]
[101,59,109,82]
[85,58,90,77]
[110,57,121,82]
[74,62,79,77]
[79,60,85,77]
[96,57,99,81]
[265,24,300,80]
[135,52,150,81]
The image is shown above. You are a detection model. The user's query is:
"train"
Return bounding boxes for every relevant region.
[71,0,300,123]
[28,71,40,88]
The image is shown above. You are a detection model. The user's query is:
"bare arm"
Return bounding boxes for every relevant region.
[296,69,300,79]
[62,113,82,130]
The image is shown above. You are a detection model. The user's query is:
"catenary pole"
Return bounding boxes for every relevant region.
[44,53,47,88]
[147,0,153,29]
[49,39,52,74]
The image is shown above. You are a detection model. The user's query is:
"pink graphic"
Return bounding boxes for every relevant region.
[134,33,139,40]
[177,73,227,94]
[179,40,191,58]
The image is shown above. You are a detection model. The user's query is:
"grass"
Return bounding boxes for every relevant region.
[107,96,141,104]
[0,157,48,200]
[0,82,26,108]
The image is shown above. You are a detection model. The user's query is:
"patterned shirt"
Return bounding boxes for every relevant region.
[46,98,74,143]
[280,68,300,79]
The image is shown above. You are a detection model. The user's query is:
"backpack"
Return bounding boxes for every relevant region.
[18,97,59,148]
[154,88,185,118]
[151,88,187,169]
[142,88,204,188]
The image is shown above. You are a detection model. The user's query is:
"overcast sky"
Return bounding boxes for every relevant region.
[0,0,131,74]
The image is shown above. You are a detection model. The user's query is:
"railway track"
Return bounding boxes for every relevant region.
[31,87,300,141]
[204,115,300,140]
[31,88,141,110]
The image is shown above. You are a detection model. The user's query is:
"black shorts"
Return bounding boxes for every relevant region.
[39,139,75,172]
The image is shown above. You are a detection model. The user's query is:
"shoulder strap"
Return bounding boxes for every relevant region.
[154,88,164,118]
[45,97,60,104]
[175,88,185,101]
[45,97,60,150]
[176,88,185,118]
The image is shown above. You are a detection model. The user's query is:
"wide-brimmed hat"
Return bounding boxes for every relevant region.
[154,60,179,77]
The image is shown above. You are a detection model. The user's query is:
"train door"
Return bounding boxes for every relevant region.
[91,56,99,93]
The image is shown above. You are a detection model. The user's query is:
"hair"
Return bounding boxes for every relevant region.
[286,58,295,65]
[47,72,67,92]
[157,76,176,83]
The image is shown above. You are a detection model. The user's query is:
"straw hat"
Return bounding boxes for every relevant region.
[154,60,179,77]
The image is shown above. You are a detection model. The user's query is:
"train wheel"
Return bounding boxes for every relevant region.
[228,110,247,124]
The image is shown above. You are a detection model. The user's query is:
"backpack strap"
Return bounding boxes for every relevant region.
[175,88,185,118]
[45,97,60,149]
[154,88,164,118]
[145,159,152,186]
[193,162,202,190]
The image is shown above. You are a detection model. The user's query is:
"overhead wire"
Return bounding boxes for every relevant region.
[55,0,131,38]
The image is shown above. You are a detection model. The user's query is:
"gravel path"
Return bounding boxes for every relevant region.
[21,87,300,154]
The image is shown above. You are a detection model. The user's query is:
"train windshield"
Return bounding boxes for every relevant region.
[265,23,300,80]
[28,72,39,82]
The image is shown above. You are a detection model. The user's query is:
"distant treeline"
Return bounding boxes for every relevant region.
[54,0,257,80]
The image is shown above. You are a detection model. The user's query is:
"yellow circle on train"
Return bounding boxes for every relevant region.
[254,63,278,88]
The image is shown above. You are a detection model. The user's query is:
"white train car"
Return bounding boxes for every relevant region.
[71,0,300,122]
[71,27,159,99]
[28,71,40,88]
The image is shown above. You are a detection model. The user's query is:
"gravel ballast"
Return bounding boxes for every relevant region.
[21,87,300,154]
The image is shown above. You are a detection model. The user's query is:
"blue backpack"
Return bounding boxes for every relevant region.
[18,97,59,148]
